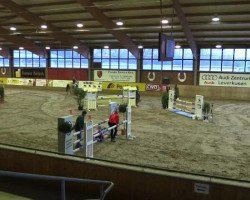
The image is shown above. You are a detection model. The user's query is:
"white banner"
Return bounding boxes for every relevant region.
[94,70,136,82]
[199,73,250,88]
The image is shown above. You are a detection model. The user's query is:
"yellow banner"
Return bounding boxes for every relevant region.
[0,77,7,84]
[102,82,145,91]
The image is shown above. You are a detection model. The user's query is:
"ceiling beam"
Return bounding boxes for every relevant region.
[172,0,197,59]
[0,27,46,57]
[0,0,90,58]
[76,0,139,58]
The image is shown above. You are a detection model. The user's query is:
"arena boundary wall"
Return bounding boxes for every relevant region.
[0,145,249,200]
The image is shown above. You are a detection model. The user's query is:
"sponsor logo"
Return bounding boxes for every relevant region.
[146,84,161,91]
[97,70,102,78]
[107,83,115,88]
[201,74,218,81]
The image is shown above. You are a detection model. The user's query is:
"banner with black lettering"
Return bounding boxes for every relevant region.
[199,73,250,88]
[14,68,46,78]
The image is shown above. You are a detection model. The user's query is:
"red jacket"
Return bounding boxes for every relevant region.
[109,112,119,124]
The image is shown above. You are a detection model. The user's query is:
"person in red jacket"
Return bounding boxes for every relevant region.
[108,108,120,142]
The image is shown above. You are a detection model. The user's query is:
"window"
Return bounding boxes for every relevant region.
[0,55,9,67]
[50,50,88,68]
[93,49,137,70]
[13,50,46,67]
[200,48,249,72]
[143,48,193,71]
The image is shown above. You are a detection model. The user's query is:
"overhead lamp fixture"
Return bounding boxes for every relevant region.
[215,44,222,48]
[19,47,24,50]
[73,45,78,49]
[0,47,2,51]
[161,18,169,24]
[45,46,50,50]
[40,24,48,29]
[138,45,143,49]
[175,44,181,49]
[10,26,16,31]
[104,45,109,49]
[76,23,84,28]
[116,19,124,26]
[212,16,220,22]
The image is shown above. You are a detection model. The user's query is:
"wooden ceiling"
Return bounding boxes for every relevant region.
[0,0,250,57]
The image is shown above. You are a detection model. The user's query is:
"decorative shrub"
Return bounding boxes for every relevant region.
[118,103,127,113]
[203,102,211,114]
[58,121,72,133]
[73,87,86,110]
[0,85,4,103]
[161,91,169,109]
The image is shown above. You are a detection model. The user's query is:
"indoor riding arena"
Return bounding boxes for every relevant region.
[0,0,250,200]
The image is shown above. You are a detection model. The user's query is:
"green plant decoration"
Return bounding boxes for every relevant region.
[0,85,4,103]
[73,87,86,110]
[161,91,169,109]
[203,102,211,114]
[118,103,127,113]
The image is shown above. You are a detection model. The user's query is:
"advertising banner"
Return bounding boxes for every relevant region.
[102,82,145,91]
[199,73,250,88]
[146,84,162,91]
[48,80,71,87]
[94,70,136,82]
[0,77,7,84]
[15,68,46,78]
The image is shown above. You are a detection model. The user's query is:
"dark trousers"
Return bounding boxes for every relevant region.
[75,130,82,148]
[108,122,117,140]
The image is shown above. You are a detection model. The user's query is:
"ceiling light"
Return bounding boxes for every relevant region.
[161,18,169,24]
[215,44,222,48]
[19,47,24,50]
[175,44,181,49]
[212,16,220,22]
[138,45,143,49]
[10,26,16,31]
[104,45,109,49]
[116,20,124,26]
[76,23,84,28]
[41,24,47,29]
[45,46,50,50]
[73,45,78,49]
[0,47,2,51]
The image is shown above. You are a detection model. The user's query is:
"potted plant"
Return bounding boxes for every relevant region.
[0,85,4,103]
[161,91,169,109]
[202,102,211,120]
[73,87,86,110]
[58,121,72,133]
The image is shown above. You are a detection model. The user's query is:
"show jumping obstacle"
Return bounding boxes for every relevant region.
[58,103,133,158]
[84,86,137,110]
[168,89,204,120]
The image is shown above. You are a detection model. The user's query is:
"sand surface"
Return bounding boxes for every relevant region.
[0,88,249,181]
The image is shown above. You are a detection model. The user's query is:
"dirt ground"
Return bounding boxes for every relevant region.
[0,87,249,181]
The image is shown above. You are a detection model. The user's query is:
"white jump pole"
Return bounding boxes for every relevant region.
[84,105,132,158]
[168,89,175,111]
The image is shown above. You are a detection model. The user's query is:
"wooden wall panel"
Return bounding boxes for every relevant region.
[141,71,194,85]
[47,68,88,80]
[0,147,249,200]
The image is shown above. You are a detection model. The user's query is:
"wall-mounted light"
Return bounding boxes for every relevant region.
[138,45,143,49]
[19,47,24,50]
[40,24,48,29]
[0,47,2,51]
[45,46,50,50]
[73,45,78,49]
[104,45,109,49]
